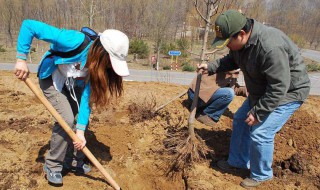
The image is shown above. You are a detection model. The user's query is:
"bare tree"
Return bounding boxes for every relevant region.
[304,0,320,49]
[79,0,102,28]
[266,0,320,50]
[145,0,184,70]
[1,0,15,47]
[163,0,239,175]
[1,0,319,54]
[187,0,237,61]
[244,0,268,23]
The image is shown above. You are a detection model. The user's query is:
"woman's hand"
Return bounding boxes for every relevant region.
[14,59,29,80]
[74,130,86,150]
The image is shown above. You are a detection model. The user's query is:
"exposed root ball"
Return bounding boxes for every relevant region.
[163,127,212,177]
[128,94,157,123]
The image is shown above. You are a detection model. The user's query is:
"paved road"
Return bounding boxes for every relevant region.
[2,63,319,95]
[301,49,320,63]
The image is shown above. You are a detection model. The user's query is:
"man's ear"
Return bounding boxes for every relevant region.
[239,30,247,41]
[239,30,246,36]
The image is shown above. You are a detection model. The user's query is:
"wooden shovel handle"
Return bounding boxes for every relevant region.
[153,91,187,113]
[24,78,121,190]
[188,70,202,125]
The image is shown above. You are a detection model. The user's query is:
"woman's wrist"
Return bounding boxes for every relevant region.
[76,129,85,134]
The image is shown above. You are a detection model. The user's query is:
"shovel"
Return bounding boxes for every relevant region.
[164,68,211,176]
[153,91,187,113]
[188,69,202,133]
[24,78,122,190]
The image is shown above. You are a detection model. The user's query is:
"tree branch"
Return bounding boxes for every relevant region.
[206,49,219,55]
[79,0,91,15]
[204,49,221,61]
[190,12,203,27]
[194,0,209,23]
[186,49,200,57]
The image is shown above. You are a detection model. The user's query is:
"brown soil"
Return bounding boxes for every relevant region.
[0,70,319,190]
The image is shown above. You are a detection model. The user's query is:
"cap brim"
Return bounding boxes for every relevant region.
[211,37,230,49]
[109,56,130,77]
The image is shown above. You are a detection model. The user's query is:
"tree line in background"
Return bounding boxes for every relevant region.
[0,0,319,62]
[0,0,189,48]
[245,0,320,49]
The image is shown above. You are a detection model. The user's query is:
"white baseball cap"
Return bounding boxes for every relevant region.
[100,29,130,77]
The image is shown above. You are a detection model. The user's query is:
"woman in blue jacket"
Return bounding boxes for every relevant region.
[14,20,130,185]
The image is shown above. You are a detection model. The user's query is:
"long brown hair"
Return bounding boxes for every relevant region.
[86,39,123,109]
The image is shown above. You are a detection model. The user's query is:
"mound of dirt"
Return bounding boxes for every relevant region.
[0,71,319,190]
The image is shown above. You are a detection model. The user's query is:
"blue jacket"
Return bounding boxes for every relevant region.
[16,19,92,130]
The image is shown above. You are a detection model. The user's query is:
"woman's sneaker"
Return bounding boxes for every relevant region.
[75,164,91,174]
[63,162,91,175]
[43,164,63,185]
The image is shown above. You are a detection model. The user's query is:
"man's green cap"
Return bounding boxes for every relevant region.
[212,10,247,49]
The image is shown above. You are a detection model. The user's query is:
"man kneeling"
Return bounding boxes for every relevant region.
[188,70,247,127]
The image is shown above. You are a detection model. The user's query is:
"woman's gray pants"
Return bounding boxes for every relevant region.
[39,77,85,172]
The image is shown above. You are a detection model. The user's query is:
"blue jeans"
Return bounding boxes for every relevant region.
[188,88,234,122]
[227,99,302,181]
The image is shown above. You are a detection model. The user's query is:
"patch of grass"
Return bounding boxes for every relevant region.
[304,57,320,72]
[182,62,196,72]
[163,65,171,70]
[306,62,320,72]
[0,45,6,52]
[129,39,150,59]
[141,62,150,67]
